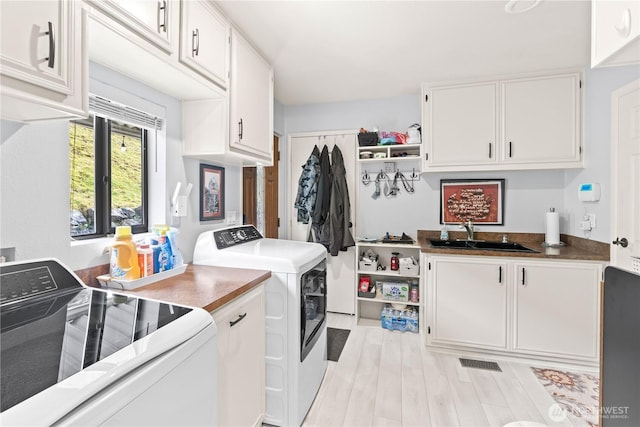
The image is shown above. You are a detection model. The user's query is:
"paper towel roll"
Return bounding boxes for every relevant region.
[545,211,560,245]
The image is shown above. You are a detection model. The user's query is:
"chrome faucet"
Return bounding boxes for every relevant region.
[461,220,474,240]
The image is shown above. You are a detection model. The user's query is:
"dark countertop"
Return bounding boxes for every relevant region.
[417,230,610,261]
[84,264,271,312]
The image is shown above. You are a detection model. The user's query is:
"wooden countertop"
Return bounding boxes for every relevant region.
[103,264,271,312]
[417,230,610,261]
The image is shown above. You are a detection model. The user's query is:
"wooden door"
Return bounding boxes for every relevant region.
[242,167,257,226]
[242,136,278,236]
[264,136,279,238]
[611,79,640,273]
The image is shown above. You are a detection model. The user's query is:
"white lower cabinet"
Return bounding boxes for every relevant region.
[210,284,265,427]
[430,256,508,350]
[512,260,601,361]
[426,255,602,364]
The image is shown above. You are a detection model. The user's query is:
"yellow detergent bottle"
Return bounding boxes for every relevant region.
[110,226,140,280]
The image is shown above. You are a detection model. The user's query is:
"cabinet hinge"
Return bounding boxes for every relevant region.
[427,326,431,334]
[425,94,429,103]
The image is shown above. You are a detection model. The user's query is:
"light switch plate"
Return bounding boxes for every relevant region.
[226,211,237,225]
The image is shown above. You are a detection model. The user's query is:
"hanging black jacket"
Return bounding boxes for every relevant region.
[329,145,355,256]
[312,145,331,226]
[311,145,332,248]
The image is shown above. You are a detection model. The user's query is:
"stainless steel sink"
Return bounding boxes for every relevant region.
[428,239,539,253]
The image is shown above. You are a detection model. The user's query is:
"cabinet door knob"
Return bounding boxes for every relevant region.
[238,118,243,140]
[45,21,55,69]
[612,237,628,248]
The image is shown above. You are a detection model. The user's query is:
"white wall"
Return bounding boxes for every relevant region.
[283,95,565,240]
[0,63,241,270]
[564,64,639,242]
[282,66,640,243]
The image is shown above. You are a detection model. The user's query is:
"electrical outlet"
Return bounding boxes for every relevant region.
[586,213,596,229]
[226,211,237,225]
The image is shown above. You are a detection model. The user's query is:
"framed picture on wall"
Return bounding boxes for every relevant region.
[199,164,225,221]
[440,179,505,225]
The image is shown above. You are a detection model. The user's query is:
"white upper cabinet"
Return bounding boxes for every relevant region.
[591,0,640,68]
[89,0,172,52]
[179,0,229,89]
[500,73,582,167]
[422,71,583,172]
[0,0,88,121]
[229,29,274,165]
[423,82,498,167]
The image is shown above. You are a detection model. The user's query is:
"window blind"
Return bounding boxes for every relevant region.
[89,94,164,131]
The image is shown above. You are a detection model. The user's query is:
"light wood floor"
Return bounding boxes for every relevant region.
[302,313,595,427]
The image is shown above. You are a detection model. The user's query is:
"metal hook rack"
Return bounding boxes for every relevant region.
[361,168,420,184]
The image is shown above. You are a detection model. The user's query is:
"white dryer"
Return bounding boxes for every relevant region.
[193,225,327,427]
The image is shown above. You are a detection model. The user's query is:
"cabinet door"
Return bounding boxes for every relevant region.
[229,30,274,164]
[1,0,73,94]
[95,0,172,51]
[592,0,640,67]
[423,82,498,169]
[430,256,508,350]
[211,285,265,427]
[513,261,600,361]
[501,73,582,167]
[179,0,229,88]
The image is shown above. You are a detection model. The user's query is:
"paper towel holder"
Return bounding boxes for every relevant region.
[542,207,566,247]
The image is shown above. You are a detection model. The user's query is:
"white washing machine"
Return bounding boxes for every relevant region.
[0,258,217,426]
[193,225,328,427]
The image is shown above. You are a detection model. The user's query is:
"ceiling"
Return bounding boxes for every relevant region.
[216,0,591,106]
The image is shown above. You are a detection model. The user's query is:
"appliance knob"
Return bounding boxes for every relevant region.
[236,230,247,240]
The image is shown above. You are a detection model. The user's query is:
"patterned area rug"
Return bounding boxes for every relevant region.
[532,367,599,426]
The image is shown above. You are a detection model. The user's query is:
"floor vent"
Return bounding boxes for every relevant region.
[459,358,502,372]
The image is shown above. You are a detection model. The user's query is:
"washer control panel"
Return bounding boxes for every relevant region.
[213,225,263,249]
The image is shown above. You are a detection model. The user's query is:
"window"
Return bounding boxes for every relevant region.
[69,115,148,238]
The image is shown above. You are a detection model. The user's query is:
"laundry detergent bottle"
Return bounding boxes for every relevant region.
[110,226,140,280]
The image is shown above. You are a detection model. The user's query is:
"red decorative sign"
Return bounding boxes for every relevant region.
[440,179,504,225]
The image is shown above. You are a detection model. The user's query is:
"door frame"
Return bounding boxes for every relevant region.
[610,78,640,268]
